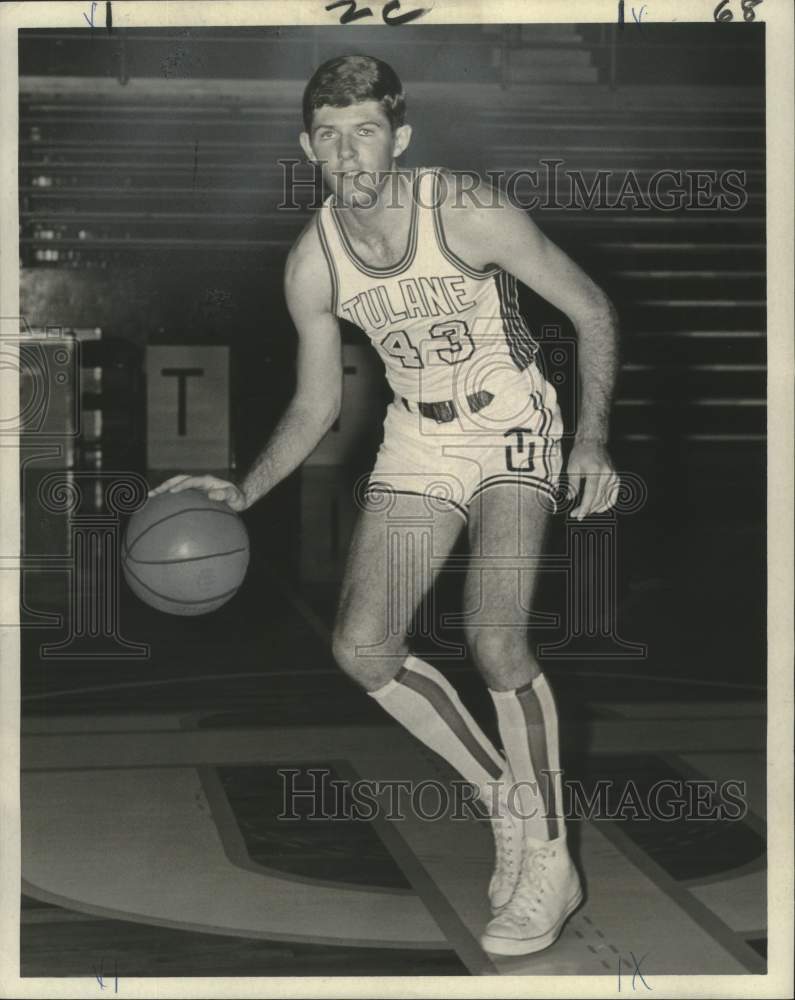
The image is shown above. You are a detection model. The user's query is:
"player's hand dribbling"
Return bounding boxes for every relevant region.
[148,474,248,512]
[565,441,619,520]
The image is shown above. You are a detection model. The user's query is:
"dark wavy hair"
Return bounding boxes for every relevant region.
[302,55,406,132]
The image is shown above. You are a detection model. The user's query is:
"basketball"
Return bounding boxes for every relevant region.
[122,489,250,616]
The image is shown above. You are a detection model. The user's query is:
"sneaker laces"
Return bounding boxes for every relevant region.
[502,845,554,921]
[490,808,518,886]
[485,769,519,890]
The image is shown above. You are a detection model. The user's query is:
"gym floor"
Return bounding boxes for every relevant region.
[19,484,767,979]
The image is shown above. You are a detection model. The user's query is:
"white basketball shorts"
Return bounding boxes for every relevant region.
[363,361,565,522]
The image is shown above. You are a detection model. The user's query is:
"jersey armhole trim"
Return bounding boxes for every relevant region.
[315,211,340,317]
[431,168,501,280]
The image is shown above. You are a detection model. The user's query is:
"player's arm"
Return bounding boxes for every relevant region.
[150,224,342,510]
[236,226,343,507]
[442,180,620,518]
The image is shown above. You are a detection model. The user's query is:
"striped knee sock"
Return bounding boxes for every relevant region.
[489,672,566,842]
[369,655,505,800]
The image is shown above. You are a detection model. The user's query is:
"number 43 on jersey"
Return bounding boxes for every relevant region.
[380,320,475,368]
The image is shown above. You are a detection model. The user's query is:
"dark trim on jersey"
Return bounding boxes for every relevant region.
[470,474,560,510]
[363,484,469,520]
[494,270,539,371]
[430,168,501,280]
[329,168,421,279]
[314,213,340,316]
[528,391,555,481]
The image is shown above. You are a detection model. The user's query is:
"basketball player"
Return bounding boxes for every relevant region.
[152,56,620,956]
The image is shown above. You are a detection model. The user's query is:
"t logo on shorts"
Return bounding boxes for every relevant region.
[504,428,537,473]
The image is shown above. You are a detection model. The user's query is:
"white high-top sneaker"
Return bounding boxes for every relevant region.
[481,838,583,956]
[487,801,522,913]
[482,765,523,914]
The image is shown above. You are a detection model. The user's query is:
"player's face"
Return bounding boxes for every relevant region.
[300,100,412,208]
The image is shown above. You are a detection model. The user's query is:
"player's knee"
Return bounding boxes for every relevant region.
[331,618,404,689]
[331,621,359,677]
[466,626,529,675]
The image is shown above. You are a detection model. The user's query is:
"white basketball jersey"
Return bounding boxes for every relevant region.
[316,167,539,402]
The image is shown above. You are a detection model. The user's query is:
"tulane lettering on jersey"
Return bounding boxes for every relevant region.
[316,167,539,402]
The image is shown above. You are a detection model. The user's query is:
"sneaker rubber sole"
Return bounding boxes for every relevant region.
[480,886,584,956]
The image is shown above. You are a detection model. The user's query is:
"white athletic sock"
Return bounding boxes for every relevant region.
[369,655,505,803]
[489,673,566,842]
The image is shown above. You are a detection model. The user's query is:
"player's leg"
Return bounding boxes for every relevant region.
[463,482,562,836]
[464,481,582,955]
[331,491,506,803]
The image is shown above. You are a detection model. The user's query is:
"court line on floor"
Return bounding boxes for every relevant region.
[21,906,97,925]
[680,858,766,888]
[22,716,764,756]
[21,878,439,954]
[21,671,339,702]
[21,668,763,706]
[24,748,479,960]
[195,760,414,898]
[592,818,767,974]
[563,670,763,692]
[333,758,497,976]
[658,750,766,837]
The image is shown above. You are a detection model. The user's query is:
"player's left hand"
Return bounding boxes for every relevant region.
[565,440,620,520]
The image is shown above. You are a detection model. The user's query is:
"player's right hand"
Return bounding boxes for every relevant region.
[148,474,248,512]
